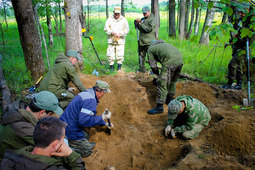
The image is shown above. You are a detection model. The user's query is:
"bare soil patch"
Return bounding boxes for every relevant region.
[72,71,255,170]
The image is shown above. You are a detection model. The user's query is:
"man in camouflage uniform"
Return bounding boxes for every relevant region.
[147,40,183,115]
[165,95,211,139]
[135,6,156,73]
[40,50,86,108]
[221,3,255,90]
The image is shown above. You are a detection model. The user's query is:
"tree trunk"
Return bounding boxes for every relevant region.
[184,0,190,36]
[106,0,109,19]
[199,1,215,45]
[186,0,194,39]
[64,0,83,71]
[151,0,160,39]
[59,2,63,32]
[46,3,53,47]
[221,12,228,23]
[53,6,59,40]
[87,0,90,32]
[3,4,8,29]
[11,0,45,80]
[179,0,185,40]
[194,6,201,35]
[81,1,85,28]
[121,0,125,17]
[168,0,176,37]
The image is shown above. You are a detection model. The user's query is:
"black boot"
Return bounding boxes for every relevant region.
[233,79,242,90]
[117,64,122,70]
[165,94,174,105]
[109,65,114,71]
[148,104,164,115]
[221,79,233,89]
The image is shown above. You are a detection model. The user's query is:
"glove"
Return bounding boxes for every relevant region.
[68,87,75,92]
[102,111,112,120]
[105,122,114,129]
[170,129,176,139]
[165,125,171,136]
[135,18,141,23]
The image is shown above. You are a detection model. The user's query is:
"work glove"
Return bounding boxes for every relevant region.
[152,77,158,86]
[68,87,75,92]
[164,125,171,136]
[102,111,112,120]
[105,122,114,129]
[135,18,141,23]
[170,129,176,139]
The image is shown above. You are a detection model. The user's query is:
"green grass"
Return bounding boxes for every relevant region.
[0,11,254,99]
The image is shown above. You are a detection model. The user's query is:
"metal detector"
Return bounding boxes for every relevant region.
[83,34,102,65]
[243,37,255,106]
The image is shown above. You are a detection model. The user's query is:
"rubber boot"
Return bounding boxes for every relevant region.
[148,104,164,115]
[234,79,242,90]
[117,64,122,70]
[221,79,233,89]
[109,65,114,71]
[165,94,174,105]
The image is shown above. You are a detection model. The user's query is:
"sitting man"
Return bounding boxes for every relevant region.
[1,117,85,169]
[0,91,63,162]
[40,50,86,109]
[165,95,211,139]
[60,80,113,158]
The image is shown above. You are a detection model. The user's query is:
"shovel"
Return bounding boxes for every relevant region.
[243,38,255,107]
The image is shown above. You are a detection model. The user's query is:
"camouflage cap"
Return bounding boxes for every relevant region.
[34,91,63,115]
[96,80,111,93]
[142,6,150,13]
[168,99,183,116]
[66,50,82,60]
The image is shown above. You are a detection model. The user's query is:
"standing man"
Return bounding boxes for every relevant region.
[1,117,85,169]
[104,6,129,71]
[0,91,63,162]
[147,40,183,115]
[135,6,156,73]
[165,95,211,140]
[221,3,255,90]
[60,80,113,158]
[40,50,86,108]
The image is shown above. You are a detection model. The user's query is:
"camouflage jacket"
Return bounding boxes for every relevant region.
[138,14,156,46]
[167,95,211,133]
[39,54,86,96]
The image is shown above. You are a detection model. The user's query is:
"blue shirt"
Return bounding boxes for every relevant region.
[60,88,106,140]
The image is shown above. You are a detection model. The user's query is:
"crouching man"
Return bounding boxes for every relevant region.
[60,80,113,158]
[1,117,85,169]
[165,95,211,139]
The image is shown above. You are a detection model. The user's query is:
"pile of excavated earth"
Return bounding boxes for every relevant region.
[70,71,255,170]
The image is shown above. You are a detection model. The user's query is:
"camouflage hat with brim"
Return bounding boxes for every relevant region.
[96,80,111,93]
[168,99,182,116]
[34,91,63,115]
[142,6,150,13]
[66,50,82,60]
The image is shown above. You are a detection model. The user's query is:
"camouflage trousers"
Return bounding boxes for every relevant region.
[156,64,183,104]
[227,46,247,82]
[69,138,96,158]
[182,124,205,139]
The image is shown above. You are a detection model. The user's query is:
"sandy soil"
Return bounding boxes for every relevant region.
[70,70,255,170]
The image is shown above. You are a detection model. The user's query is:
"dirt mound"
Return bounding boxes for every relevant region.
[71,72,255,169]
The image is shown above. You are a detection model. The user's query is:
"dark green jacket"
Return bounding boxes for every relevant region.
[148,40,183,69]
[0,107,37,162]
[39,54,86,97]
[1,146,85,170]
[138,14,156,46]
